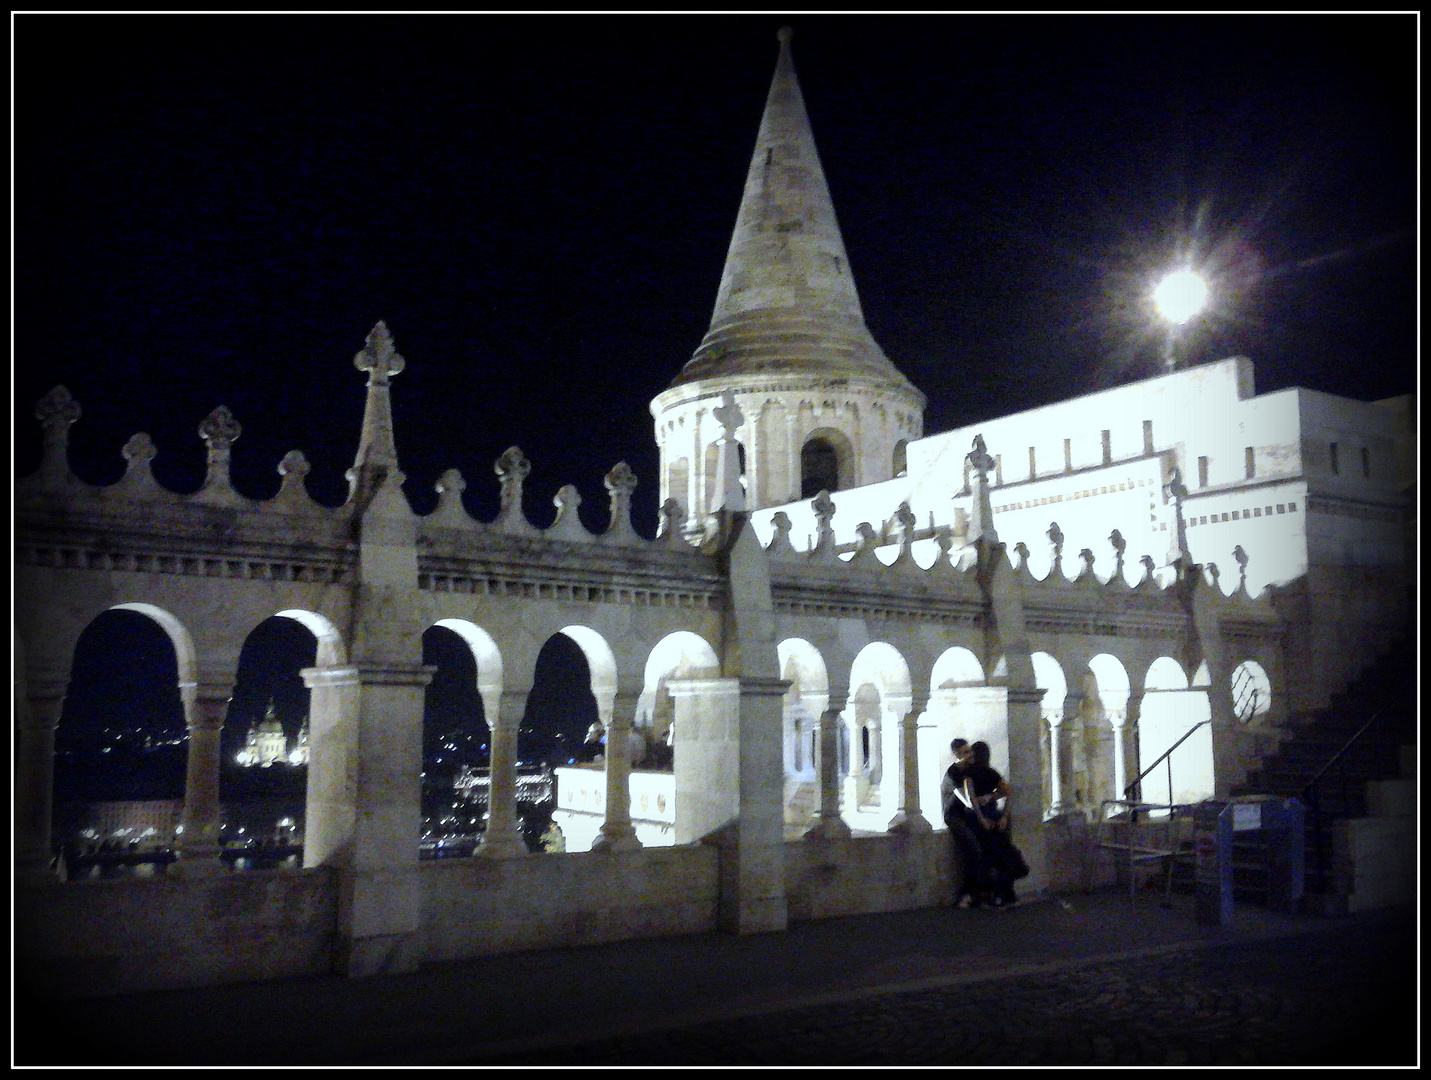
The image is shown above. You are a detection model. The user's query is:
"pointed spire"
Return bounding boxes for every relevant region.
[669,28,921,403]
[352,321,405,472]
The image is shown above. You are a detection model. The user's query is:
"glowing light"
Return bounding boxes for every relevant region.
[1153,269,1208,324]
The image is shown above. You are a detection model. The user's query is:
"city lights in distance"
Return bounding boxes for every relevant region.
[1153,269,1209,324]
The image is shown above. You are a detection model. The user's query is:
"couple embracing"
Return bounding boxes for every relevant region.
[941,738,1029,908]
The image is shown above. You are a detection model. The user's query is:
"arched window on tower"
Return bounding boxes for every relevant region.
[892,439,908,478]
[801,437,840,498]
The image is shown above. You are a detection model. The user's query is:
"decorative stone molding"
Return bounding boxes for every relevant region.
[32,384,81,487]
[765,510,799,559]
[196,406,244,504]
[429,468,473,528]
[270,450,322,512]
[1047,521,1064,579]
[113,432,163,497]
[547,484,594,542]
[810,490,837,560]
[657,498,687,545]
[1109,529,1127,581]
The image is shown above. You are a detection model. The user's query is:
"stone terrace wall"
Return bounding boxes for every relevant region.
[784,833,953,922]
[17,868,338,1000]
[419,845,720,964]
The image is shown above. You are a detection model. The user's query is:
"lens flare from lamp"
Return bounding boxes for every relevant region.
[1153,269,1209,324]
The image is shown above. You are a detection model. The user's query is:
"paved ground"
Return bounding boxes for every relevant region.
[16,889,1417,1066]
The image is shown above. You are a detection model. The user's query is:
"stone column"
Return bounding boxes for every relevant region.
[785,412,800,503]
[887,696,931,834]
[1107,698,1129,807]
[805,700,851,841]
[593,693,642,853]
[841,706,864,811]
[730,675,790,933]
[688,408,705,530]
[1043,705,1065,819]
[175,681,232,873]
[477,688,526,858]
[15,678,66,882]
[1123,691,1144,802]
[877,693,907,820]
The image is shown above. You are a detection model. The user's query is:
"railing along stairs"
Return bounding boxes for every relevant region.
[1301,703,1392,899]
[1091,719,1210,902]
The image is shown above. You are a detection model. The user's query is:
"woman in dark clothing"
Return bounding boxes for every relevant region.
[942,739,991,908]
[966,741,1029,906]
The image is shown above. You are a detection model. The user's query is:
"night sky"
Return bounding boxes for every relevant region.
[16,14,1417,539]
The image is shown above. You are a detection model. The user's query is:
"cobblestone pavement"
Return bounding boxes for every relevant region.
[475,910,1416,1066]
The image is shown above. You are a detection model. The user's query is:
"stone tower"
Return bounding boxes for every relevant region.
[651,27,926,531]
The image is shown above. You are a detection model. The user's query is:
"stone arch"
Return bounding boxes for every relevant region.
[892,438,908,478]
[930,646,984,691]
[778,639,829,813]
[1078,653,1132,813]
[275,608,345,666]
[801,427,852,497]
[639,630,720,751]
[558,625,618,724]
[434,619,503,698]
[1031,651,1069,817]
[421,620,504,846]
[845,642,913,824]
[1137,654,1213,808]
[110,603,199,687]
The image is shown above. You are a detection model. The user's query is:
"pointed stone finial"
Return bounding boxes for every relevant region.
[1109,529,1127,581]
[933,526,955,568]
[350,321,406,491]
[1205,562,1220,590]
[1047,521,1064,577]
[1164,464,1191,564]
[354,320,405,386]
[198,406,242,498]
[604,462,639,541]
[777,25,792,44]
[32,385,82,486]
[1013,540,1030,569]
[657,497,686,544]
[1140,554,1157,584]
[493,447,533,533]
[811,489,837,556]
[852,521,879,560]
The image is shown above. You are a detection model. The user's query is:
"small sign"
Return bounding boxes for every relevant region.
[1233,803,1262,832]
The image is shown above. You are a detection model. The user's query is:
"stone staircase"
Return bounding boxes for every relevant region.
[1230,631,1416,908]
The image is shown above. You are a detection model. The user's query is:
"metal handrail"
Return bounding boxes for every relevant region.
[1302,703,1393,897]
[1124,718,1211,801]
[1302,704,1390,795]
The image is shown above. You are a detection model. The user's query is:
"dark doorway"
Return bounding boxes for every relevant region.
[801,437,840,498]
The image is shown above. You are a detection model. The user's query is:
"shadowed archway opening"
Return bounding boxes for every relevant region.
[421,624,491,845]
[522,633,600,769]
[801,437,840,497]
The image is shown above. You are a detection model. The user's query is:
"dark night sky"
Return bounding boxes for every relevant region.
[15,15,1416,539]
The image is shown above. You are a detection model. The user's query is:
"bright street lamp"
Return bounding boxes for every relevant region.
[1153,268,1209,371]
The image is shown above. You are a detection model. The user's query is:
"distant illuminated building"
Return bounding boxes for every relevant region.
[235,702,308,767]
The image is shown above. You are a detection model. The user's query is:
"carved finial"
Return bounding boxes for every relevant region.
[1206,562,1220,588]
[279,450,310,479]
[1233,544,1249,590]
[604,462,638,541]
[1047,521,1064,575]
[272,450,315,507]
[853,522,879,558]
[933,526,955,565]
[811,489,836,556]
[1109,529,1127,577]
[31,386,81,486]
[427,467,471,526]
[197,406,242,499]
[658,497,686,544]
[713,391,744,438]
[354,320,405,386]
[777,25,793,44]
[767,511,795,556]
[199,406,242,449]
[548,484,591,541]
[893,501,917,562]
[437,468,466,496]
[1140,554,1157,583]
[36,385,82,428]
[1079,547,1096,577]
[1013,540,1030,568]
[123,432,157,465]
[493,446,533,532]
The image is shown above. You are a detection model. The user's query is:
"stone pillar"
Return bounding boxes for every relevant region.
[1043,705,1065,819]
[15,678,65,881]
[1107,699,1129,806]
[688,407,705,529]
[887,696,931,834]
[730,675,789,933]
[593,693,642,853]
[841,706,863,810]
[174,681,231,873]
[785,412,799,503]
[1123,691,1144,802]
[477,688,526,858]
[804,700,850,841]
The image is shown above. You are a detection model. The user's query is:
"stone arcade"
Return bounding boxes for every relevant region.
[15,30,1410,998]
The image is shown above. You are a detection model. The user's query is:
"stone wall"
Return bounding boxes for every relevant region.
[784,832,952,922]
[17,868,338,1000]
[418,845,720,964]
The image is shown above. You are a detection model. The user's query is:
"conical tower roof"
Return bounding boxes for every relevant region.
[667,28,922,402]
